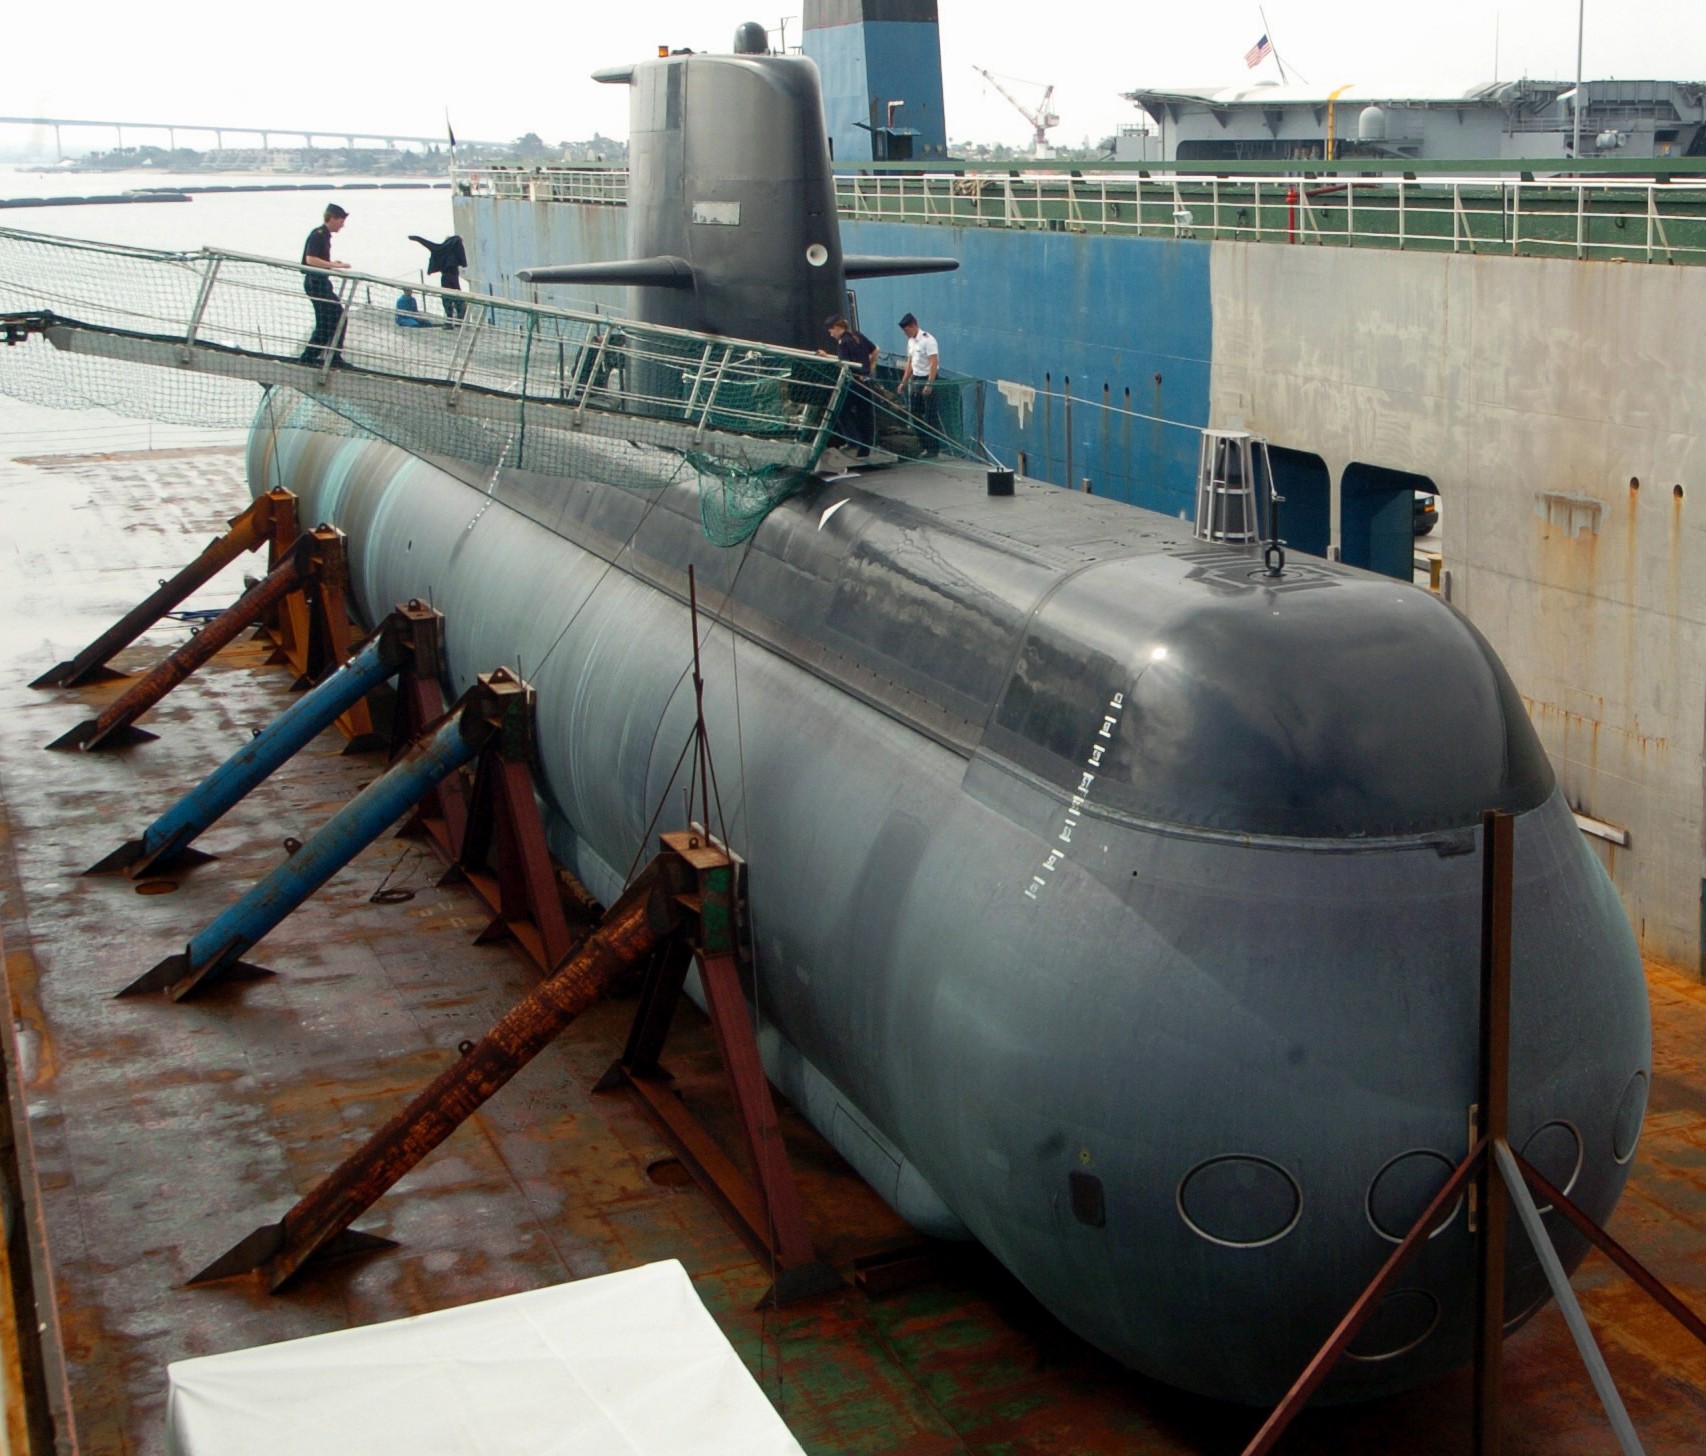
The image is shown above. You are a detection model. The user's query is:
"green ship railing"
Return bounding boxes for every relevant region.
[458,164,1706,267]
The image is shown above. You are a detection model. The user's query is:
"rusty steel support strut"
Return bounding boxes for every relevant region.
[1241,811,1706,1456]
[46,526,345,753]
[189,863,679,1292]
[30,488,295,690]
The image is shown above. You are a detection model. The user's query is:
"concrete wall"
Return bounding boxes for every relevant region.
[1211,242,1706,972]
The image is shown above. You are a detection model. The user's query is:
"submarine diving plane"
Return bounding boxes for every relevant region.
[248,23,1651,1406]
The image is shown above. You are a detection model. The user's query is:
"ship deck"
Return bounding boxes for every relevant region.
[0,438,1703,1454]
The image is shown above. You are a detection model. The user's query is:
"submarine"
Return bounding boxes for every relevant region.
[247,27,1651,1406]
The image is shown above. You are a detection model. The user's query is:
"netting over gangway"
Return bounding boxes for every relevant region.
[0,228,851,544]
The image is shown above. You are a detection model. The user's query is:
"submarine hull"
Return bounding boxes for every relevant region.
[250,404,1650,1406]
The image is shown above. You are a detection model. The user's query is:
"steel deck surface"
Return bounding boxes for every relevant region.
[0,441,1702,1454]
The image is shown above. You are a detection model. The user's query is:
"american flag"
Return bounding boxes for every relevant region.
[1244,34,1273,68]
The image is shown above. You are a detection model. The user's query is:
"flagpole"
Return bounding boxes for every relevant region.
[1258,7,1290,84]
[1572,0,1585,158]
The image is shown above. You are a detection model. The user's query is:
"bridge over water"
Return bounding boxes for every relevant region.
[0,116,503,160]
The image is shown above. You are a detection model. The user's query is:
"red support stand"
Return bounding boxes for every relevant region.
[441,703,579,976]
[596,830,840,1306]
[390,621,466,860]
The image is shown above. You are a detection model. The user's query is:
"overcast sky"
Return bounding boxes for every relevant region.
[8,1,1703,153]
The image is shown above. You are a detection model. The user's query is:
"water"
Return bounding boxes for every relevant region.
[0,165,457,455]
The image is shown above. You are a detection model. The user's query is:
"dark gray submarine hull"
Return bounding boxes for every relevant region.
[249,403,1650,1406]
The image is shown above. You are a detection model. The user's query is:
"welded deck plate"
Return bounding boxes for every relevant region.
[0,442,1703,1453]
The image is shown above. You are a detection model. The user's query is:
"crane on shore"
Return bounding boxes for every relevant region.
[971,67,1060,158]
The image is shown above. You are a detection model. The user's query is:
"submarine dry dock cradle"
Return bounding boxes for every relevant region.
[2,443,1706,1447]
[0,24,1701,1452]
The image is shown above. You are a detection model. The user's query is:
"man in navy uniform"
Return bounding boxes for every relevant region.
[823,315,878,455]
[300,204,351,366]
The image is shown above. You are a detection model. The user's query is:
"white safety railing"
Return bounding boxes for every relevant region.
[830,172,1706,265]
[0,228,849,477]
[455,165,1706,267]
[456,166,629,206]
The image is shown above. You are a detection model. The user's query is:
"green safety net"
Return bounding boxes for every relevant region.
[0,227,852,545]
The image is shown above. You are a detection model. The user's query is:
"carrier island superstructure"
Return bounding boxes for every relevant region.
[456,0,1706,984]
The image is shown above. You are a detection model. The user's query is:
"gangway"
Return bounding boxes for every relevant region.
[0,227,853,541]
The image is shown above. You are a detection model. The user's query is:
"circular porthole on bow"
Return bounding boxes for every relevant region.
[1367,1149,1461,1243]
[1345,1290,1440,1362]
[1177,1155,1301,1248]
[1612,1070,1648,1165]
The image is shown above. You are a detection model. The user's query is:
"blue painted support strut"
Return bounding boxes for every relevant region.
[121,678,517,1002]
[88,636,399,879]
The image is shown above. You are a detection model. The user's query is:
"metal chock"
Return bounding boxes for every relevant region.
[31,489,294,691]
[116,669,523,1001]
[85,834,215,880]
[86,604,442,880]
[121,949,275,999]
[187,1222,396,1288]
[599,829,841,1307]
[189,861,677,1292]
[439,677,581,974]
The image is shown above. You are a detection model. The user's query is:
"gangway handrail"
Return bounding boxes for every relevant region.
[0,227,832,369]
[178,238,839,366]
[0,227,884,545]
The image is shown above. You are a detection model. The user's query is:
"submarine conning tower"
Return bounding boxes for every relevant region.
[572,46,846,350]
[519,26,957,353]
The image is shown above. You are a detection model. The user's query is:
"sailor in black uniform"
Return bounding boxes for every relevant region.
[409,233,469,320]
[299,204,351,366]
[823,315,879,455]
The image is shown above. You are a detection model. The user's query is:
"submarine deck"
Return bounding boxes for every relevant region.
[0,431,1703,1454]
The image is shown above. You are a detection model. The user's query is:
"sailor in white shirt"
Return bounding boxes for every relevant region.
[898,312,941,453]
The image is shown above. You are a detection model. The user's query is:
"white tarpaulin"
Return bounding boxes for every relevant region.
[164,1260,806,1456]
